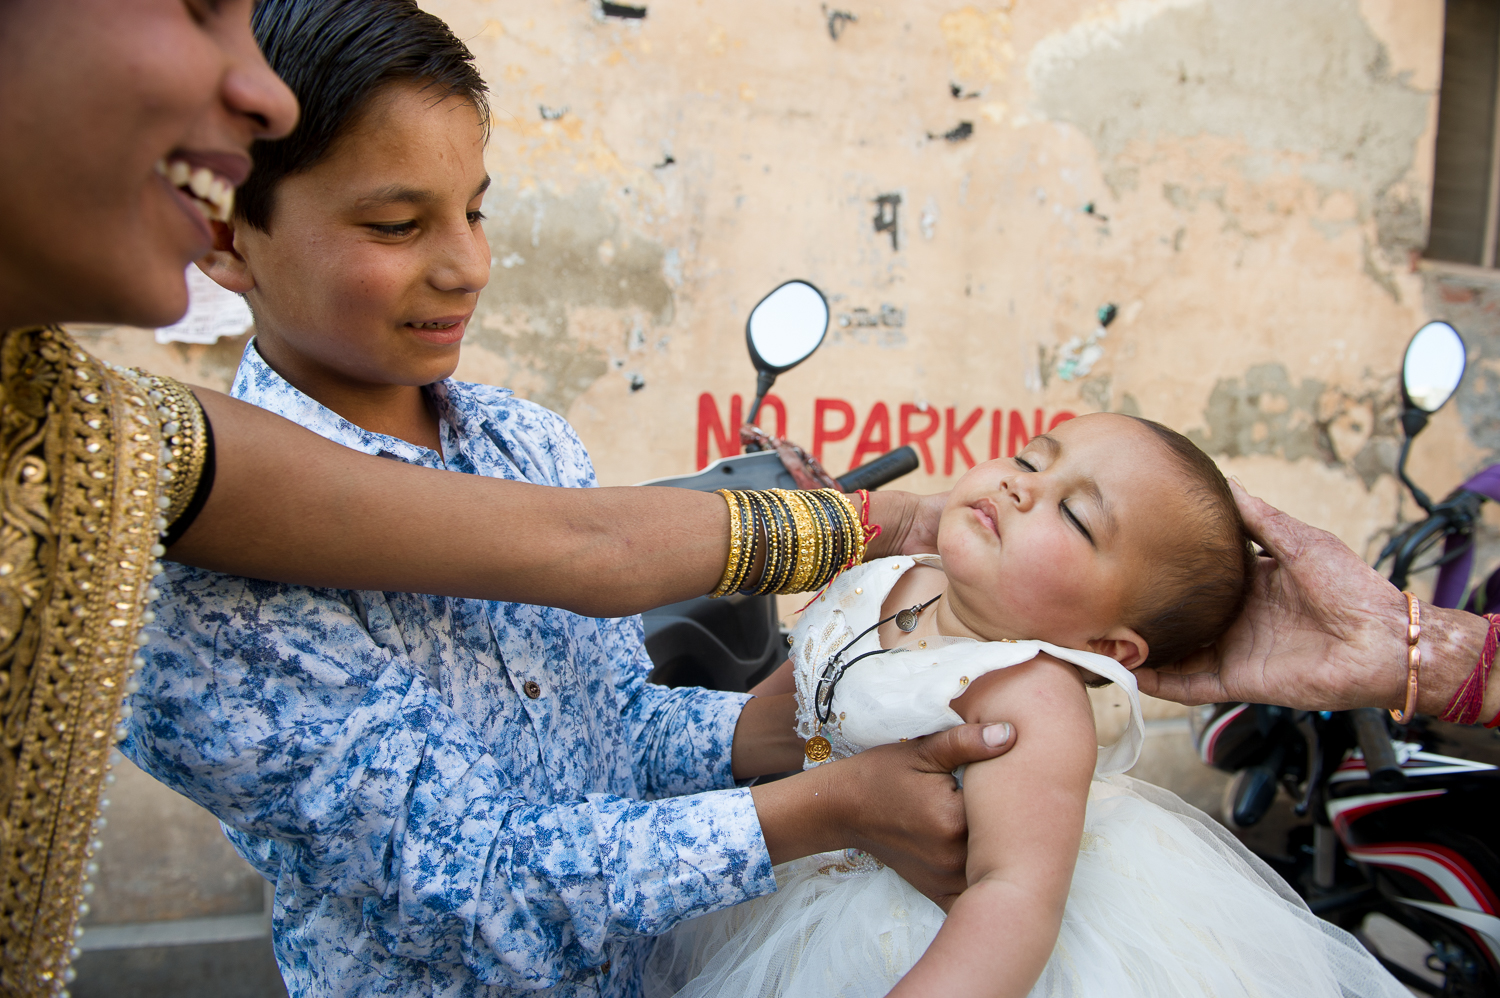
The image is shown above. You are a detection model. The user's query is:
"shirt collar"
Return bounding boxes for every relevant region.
[230,337,479,466]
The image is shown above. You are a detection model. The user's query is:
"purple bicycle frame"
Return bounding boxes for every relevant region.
[1432,464,1500,611]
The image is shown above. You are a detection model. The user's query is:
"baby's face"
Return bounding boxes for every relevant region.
[936,413,1186,662]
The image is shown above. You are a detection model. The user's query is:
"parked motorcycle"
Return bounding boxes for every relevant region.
[1192,320,1500,996]
[639,280,919,692]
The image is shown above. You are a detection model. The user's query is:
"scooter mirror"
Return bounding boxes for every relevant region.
[1402,321,1466,415]
[746,281,829,376]
[743,281,829,437]
[1393,320,1466,513]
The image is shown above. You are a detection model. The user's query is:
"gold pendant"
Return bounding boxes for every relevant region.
[804,735,832,763]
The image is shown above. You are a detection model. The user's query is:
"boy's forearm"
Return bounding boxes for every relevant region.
[731,693,804,779]
[748,764,845,864]
[747,659,795,697]
[889,875,1062,998]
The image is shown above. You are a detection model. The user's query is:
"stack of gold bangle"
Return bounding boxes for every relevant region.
[710,488,867,597]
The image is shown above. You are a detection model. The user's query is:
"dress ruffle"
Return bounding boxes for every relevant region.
[646,777,1409,998]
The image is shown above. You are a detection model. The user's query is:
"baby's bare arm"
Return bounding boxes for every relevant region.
[887,656,1097,998]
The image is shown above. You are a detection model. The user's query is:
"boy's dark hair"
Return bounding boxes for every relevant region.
[1123,417,1256,668]
[238,0,490,231]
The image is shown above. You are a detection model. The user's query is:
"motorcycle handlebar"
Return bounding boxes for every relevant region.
[835,446,921,493]
[1350,708,1406,792]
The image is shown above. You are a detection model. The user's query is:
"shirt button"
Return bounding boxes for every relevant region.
[523,680,542,699]
[600,961,611,975]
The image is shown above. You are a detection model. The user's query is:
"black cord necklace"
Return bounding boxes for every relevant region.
[805,593,943,762]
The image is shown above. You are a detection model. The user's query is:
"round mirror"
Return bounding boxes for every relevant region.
[746,280,829,373]
[1402,321,1467,413]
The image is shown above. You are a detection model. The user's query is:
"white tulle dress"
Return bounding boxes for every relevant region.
[645,555,1408,998]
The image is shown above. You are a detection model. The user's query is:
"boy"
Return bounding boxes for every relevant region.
[127,2,1006,995]
[129,4,771,994]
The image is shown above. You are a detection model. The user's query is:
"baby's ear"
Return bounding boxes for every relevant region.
[1087,627,1149,671]
[197,219,255,294]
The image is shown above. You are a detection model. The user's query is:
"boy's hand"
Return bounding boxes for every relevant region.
[748,720,1014,899]
[834,721,1015,905]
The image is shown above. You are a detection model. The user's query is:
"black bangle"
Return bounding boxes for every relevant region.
[161,412,215,548]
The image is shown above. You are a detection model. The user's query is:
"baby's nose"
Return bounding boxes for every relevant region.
[1000,476,1035,510]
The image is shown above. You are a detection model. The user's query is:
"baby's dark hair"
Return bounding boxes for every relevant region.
[1122,417,1256,668]
[238,0,490,232]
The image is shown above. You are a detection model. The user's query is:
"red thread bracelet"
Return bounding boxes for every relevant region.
[855,488,882,562]
[1442,619,1490,724]
[795,490,885,614]
[1460,613,1500,727]
[1446,613,1500,725]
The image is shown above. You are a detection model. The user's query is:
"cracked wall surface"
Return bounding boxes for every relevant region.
[76,0,1500,587]
[1029,0,1430,209]
[467,185,674,415]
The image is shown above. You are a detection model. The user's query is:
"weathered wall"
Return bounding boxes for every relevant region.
[79,0,1499,577]
[69,7,1500,974]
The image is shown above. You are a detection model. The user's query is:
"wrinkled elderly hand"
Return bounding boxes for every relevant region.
[1135,481,1417,711]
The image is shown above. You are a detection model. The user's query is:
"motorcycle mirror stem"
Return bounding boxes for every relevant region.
[1395,321,1467,514]
[746,370,777,426]
[1394,423,1435,514]
[742,280,830,453]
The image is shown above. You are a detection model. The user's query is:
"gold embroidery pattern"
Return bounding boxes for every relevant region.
[0,328,204,996]
[135,375,208,528]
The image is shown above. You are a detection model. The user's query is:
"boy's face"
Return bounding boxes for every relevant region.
[229,80,490,390]
[937,413,1185,663]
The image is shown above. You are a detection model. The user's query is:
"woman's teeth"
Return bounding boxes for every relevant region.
[410,322,457,330]
[154,159,234,223]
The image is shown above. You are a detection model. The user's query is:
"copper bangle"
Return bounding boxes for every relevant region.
[1391,591,1421,724]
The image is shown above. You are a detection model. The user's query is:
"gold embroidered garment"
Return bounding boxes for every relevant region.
[0,327,208,997]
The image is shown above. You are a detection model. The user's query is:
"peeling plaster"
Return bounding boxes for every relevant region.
[1422,268,1500,461]
[1189,364,1329,461]
[470,185,674,416]
[1189,363,1404,488]
[1029,0,1429,217]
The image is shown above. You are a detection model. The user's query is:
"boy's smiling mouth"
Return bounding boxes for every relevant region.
[154,155,240,223]
[405,316,469,345]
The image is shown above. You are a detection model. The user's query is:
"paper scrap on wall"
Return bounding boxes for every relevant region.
[154,266,252,345]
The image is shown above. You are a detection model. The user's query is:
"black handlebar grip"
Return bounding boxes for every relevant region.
[1350,708,1406,792]
[835,446,921,493]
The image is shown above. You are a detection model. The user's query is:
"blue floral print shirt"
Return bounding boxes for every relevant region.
[125,342,776,997]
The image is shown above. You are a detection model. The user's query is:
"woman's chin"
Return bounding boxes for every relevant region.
[79,265,190,330]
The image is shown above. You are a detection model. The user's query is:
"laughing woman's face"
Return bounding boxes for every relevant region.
[0,0,298,330]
